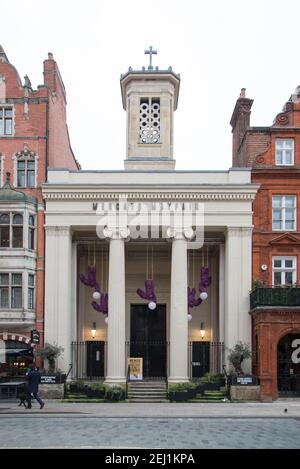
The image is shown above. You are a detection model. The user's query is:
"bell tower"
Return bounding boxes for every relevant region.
[121,47,180,170]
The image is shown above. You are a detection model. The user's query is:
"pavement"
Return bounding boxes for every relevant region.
[1,398,300,417]
[1,400,300,448]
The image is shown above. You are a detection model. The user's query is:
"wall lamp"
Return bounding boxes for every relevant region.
[200,322,206,340]
[91,322,96,339]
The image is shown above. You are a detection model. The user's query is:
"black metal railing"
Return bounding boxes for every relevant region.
[250,286,300,309]
[71,341,106,380]
[125,340,168,379]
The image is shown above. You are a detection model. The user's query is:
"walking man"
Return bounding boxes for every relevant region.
[26,364,45,409]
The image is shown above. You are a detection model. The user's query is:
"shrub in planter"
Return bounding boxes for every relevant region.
[105,386,125,401]
[227,342,252,375]
[168,382,197,401]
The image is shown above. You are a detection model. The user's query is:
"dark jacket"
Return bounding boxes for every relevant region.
[27,370,41,393]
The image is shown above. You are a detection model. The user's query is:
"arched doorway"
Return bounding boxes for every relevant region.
[277,333,300,396]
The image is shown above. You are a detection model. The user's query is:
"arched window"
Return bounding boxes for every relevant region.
[15,145,36,188]
[12,214,23,248]
[0,213,9,247]
[28,215,35,250]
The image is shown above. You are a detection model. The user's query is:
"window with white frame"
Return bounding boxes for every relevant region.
[0,212,23,248]
[0,107,13,136]
[28,215,35,250]
[272,195,296,230]
[0,273,23,308]
[275,139,294,165]
[17,155,35,188]
[272,257,297,286]
[28,274,35,310]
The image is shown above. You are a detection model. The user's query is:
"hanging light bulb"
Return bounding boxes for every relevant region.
[92,291,101,301]
[148,301,157,310]
[200,291,208,301]
[187,313,192,321]
[104,315,108,324]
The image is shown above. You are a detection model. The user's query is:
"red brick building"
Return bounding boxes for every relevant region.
[0,45,79,375]
[231,88,300,400]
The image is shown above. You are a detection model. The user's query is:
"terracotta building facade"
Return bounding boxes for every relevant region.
[0,45,78,375]
[231,87,300,400]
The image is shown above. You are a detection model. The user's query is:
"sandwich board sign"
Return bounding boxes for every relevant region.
[128,357,143,380]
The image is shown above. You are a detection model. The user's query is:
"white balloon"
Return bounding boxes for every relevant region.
[200,291,208,301]
[104,316,108,324]
[187,313,192,321]
[148,301,157,310]
[92,291,101,301]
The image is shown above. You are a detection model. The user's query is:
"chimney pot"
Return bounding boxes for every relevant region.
[240,88,246,98]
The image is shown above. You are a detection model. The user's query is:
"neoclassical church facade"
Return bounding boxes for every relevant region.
[42,53,258,384]
[4,47,299,400]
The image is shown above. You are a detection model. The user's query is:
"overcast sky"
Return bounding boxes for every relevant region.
[1,0,300,171]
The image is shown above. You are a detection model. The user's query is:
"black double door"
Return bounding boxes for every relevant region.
[130,304,166,378]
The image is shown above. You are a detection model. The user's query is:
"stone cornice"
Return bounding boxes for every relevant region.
[42,189,257,202]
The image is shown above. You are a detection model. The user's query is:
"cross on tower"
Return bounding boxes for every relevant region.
[144,46,157,70]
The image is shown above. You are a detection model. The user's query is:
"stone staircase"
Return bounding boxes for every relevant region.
[127,380,168,403]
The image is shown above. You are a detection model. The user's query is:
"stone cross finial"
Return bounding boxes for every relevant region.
[144,46,157,70]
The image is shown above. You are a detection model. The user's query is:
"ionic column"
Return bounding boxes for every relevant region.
[105,229,127,384]
[44,226,72,373]
[225,227,252,372]
[218,243,225,344]
[168,231,189,383]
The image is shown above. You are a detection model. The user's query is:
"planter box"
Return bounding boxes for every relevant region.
[169,391,190,402]
[40,374,66,384]
[39,383,64,399]
[230,375,259,386]
[230,385,260,401]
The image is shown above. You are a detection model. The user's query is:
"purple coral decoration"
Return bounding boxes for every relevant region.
[199,267,212,289]
[187,267,212,311]
[136,279,157,304]
[80,265,108,315]
[188,287,202,309]
[80,265,97,288]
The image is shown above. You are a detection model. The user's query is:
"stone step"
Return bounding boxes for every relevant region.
[128,399,169,403]
[128,386,167,391]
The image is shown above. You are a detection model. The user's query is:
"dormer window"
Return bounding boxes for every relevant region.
[275,139,294,166]
[0,107,13,136]
[139,98,160,144]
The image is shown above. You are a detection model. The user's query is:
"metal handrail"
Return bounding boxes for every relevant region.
[125,364,130,399]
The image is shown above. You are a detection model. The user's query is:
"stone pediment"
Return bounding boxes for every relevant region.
[268,233,300,245]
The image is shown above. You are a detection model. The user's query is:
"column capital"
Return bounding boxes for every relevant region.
[103,226,130,240]
[167,227,194,240]
[226,226,253,237]
[45,226,71,236]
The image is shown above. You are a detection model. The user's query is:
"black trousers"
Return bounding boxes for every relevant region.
[27,391,44,407]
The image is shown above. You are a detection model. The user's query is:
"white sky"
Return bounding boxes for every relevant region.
[1,0,300,171]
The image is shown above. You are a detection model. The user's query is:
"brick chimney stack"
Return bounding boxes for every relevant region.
[43,52,66,102]
[230,88,253,166]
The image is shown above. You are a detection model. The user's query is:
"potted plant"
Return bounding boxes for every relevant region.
[227,341,252,376]
[35,343,65,382]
